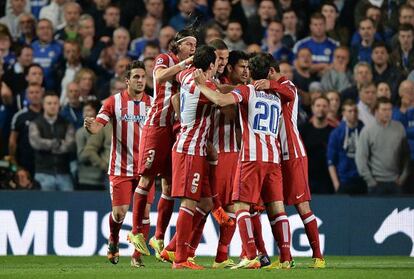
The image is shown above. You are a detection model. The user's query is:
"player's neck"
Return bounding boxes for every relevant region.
[312,117,328,128]
[127,88,144,100]
[29,104,42,113]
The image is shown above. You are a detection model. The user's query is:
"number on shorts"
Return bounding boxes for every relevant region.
[191,173,200,194]
[145,149,155,167]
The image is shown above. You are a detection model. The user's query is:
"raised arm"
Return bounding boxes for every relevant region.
[193,69,237,107]
[155,56,193,84]
[254,79,295,102]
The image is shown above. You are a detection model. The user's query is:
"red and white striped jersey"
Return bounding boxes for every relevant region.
[274,78,307,160]
[146,52,180,127]
[230,84,282,163]
[96,90,152,176]
[211,76,239,153]
[173,68,215,156]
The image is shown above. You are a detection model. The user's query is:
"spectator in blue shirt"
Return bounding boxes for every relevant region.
[327,99,366,194]
[130,16,159,59]
[392,80,414,193]
[31,18,63,91]
[293,12,339,77]
[350,17,379,67]
[262,20,294,64]
[60,82,83,130]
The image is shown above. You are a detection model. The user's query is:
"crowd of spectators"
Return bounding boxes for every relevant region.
[0,0,414,195]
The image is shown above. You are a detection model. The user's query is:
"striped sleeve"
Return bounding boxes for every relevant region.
[96,96,114,125]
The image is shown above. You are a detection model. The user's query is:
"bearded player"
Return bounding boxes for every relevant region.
[128,29,196,258]
[84,61,154,267]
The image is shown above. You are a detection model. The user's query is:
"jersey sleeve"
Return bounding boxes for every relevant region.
[154,53,170,71]
[230,85,248,104]
[269,78,295,103]
[96,96,114,125]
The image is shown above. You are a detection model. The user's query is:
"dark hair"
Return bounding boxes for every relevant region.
[24,63,43,77]
[282,7,296,16]
[227,19,242,28]
[125,60,146,79]
[268,19,284,31]
[15,44,32,58]
[311,95,329,106]
[170,28,197,54]
[84,100,102,113]
[310,12,326,22]
[228,50,250,67]
[342,99,357,110]
[43,91,59,99]
[321,0,338,13]
[193,45,217,71]
[144,41,160,50]
[374,96,392,111]
[372,41,389,53]
[249,53,273,80]
[359,17,376,28]
[208,38,228,50]
[398,23,414,33]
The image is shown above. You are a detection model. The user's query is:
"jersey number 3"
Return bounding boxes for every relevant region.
[253,101,280,134]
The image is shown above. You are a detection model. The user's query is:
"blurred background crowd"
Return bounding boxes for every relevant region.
[0,0,413,195]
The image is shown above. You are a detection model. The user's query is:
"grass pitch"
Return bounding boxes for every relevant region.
[0,256,413,279]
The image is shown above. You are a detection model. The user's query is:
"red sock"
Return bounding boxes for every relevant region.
[175,206,194,263]
[132,187,149,234]
[165,233,177,252]
[269,212,291,262]
[143,218,150,240]
[251,212,267,255]
[155,194,174,240]
[187,208,208,258]
[132,249,141,259]
[109,213,123,244]
[236,210,257,260]
[215,216,236,263]
[301,212,323,259]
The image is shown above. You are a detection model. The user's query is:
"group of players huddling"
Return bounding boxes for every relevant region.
[85,27,325,270]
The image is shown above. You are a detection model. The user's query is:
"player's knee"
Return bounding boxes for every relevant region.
[266,201,285,216]
[198,197,214,212]
[295,201,311,215]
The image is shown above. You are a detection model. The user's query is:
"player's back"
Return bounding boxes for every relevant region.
[235,84,282,163]
[173,68,214,156]
[277,78,307,161]
[146,52,180,127]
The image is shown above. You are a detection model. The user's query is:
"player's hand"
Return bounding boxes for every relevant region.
[185,56,193,66]
[206,141,218,162]
[193,69,207,86]
[84,117,95,131]
[254,79,271,90]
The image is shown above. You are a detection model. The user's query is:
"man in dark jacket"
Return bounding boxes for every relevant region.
[29,93,75,191]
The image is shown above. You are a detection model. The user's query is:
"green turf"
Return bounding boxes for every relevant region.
[0,256,413,279]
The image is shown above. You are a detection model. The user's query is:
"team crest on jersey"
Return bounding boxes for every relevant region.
[48,51,55,58]
[156,58,164,65]
[324,48,332,56]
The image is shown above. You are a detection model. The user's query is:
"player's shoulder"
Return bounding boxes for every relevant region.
[293,37,312,50]
[326,37,340,47]
[142,93,153,106]
[154,53,172,67]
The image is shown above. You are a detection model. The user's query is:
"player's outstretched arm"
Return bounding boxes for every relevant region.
[84,117,104,134]
[193,69,236,107]
[154,56,193,84]
[254,79,294,102]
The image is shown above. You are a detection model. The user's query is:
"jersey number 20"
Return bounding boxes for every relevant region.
[253,101,280,134]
